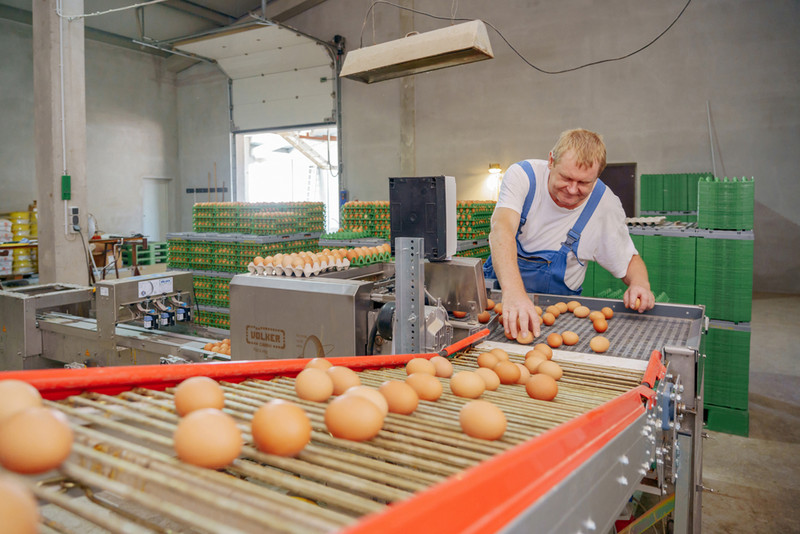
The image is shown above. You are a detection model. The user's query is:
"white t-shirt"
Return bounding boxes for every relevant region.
[496,159,637,291]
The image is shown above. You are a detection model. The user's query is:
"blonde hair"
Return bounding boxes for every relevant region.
[551,129,607,174]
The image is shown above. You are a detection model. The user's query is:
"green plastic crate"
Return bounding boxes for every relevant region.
[640,174,664,212]
[695,238,753,322]
[702,325,750,410]
[663,174,689,211]
[641,235,696,304]
[581,260,596,296]
[705,404,749,437]
[697,177,754,230]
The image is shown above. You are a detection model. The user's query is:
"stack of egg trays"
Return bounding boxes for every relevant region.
[641,234,696,304]
[702,320,751,412]
[195,307,230,330]
[640,174,664,212]
[694,230,753,322]
[697,177,755,230]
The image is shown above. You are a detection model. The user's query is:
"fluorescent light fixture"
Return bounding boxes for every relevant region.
[340,20,494,84]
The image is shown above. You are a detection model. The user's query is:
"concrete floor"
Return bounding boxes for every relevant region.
[700,293,800,533]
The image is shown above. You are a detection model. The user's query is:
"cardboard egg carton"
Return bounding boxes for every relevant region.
[247,252,350,278]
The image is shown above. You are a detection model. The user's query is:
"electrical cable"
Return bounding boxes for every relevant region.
[360,0,693,74]
[75,228,95,284]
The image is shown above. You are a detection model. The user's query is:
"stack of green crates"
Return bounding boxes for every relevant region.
[697,177,754,230]
[695,236,753,322]
[641,172,711,223]
[192,202,325,234]
[456,201,495,240]
[121,242,167,266]
[641,235,696,304]
[341,201,390,239]
[702,323,750,411]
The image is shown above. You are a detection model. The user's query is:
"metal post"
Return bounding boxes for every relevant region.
[394,237,424,354]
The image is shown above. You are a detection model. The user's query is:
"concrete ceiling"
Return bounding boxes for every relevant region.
[0,0,329,70]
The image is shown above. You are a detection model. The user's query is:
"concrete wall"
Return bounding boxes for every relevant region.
[0,18,178,237]
[282,0,799,293]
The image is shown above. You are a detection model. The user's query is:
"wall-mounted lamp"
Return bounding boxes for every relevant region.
[488,163,502,174]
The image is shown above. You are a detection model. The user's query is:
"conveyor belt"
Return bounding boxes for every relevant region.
[8,351,646,534]
[487,313,694,360]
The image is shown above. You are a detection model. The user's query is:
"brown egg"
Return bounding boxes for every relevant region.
[251,400,310,457]
[305,357,333,370]
[541,312,556,326]
[632,297,641,310]
[562,331,579,346]
[324,395,383,441]
[0,380,42,424]
[0,476,39,533]
[567,300,581,312]
[526,374,559,401]
[0,407,73,474]
[573,305,590,318]
[452,310,467,318]
[477,352,499,369]
[477,311,491,323]
[504,329,516,340]
[378,381,419,414]
[174,376,225,416]
[490,348,510,361]
[524,354,547,373]
[524,349,539,359]
[590,336,610,353]
[533,343,553,360]
[534,305,543,316]
[474,368,500,391]
[588,310,605,322]
[459,400,507,440]
[494,302,503,315]
[545,305,561,318]
[493,361,521,385]
[485,298,495,311]
[516,330,534,345]
[326,366,361,395]
[430,356,454,378]
[538,360,563,381]
[450,371,486,398]
[406,358,436,376]
[405,373,442,401]
[345,386,389,416]
[516,363,531,384]
[601,307,614,319]
[174,409,242,469]
[547,333,563,348]
[294,368,334,402]
[593,318,608,333]
[554,302,568,314]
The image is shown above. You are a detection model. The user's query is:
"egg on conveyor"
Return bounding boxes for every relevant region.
[430,356,454,378]
[477,352,499,369]
[173,376,225,416]
[449,371,486,399]
[547,333,563,348]
[0,476,39,534]
[474,368,500,391]
[294,368,334,402]
[590,336,610,353]
[326,366,361,395]
[537,360,563,381]
[515,364,531,384]
[0,407,73,474]
[493,361,520,385]
[490,348,509,361]
[459,400,507,440]
[405,358,436,376]
[526,374,558,401]
[405,373,442,401]
[251,400,311,457]
[562,331,579,346]
[0,380,42,424]
[305,357,332,370]
[173,408,242,469]
[533,343,553,360]
[378,381,419,414]
[524,353,546,373]
[344,386,389,416]
[324,395,383,441]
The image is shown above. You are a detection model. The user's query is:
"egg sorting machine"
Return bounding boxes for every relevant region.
[0,319,703,534]
[0,271,218,370]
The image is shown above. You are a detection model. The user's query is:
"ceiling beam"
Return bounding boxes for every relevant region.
[161,0,235,26]
[260,0,329,23]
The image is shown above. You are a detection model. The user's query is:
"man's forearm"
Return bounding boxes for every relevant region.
[489,229,526,295]
[622,254,650,289]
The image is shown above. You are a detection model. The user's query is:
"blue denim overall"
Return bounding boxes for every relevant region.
[483,160,607,296]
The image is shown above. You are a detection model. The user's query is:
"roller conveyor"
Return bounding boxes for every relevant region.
[1,348,660,534]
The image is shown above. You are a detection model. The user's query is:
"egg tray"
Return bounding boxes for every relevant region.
[485,311,694,360]
[14,352,644,534]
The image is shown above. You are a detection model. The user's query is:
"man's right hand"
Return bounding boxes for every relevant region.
[502,289,541,339]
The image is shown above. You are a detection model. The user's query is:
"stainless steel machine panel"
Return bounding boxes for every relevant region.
[230,274,375,360]
[425,257,487,315]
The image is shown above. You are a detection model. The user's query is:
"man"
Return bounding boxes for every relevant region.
[484,128,655,339]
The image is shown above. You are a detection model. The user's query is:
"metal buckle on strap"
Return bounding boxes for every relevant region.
[563,229,580,247]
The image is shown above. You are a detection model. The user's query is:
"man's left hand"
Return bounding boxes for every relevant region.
[624,285,655,313]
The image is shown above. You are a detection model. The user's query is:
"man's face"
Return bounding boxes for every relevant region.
[547,150,599,209]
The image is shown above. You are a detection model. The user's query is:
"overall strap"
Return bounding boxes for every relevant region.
[517,160,537,235]
[561,180,607,258]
